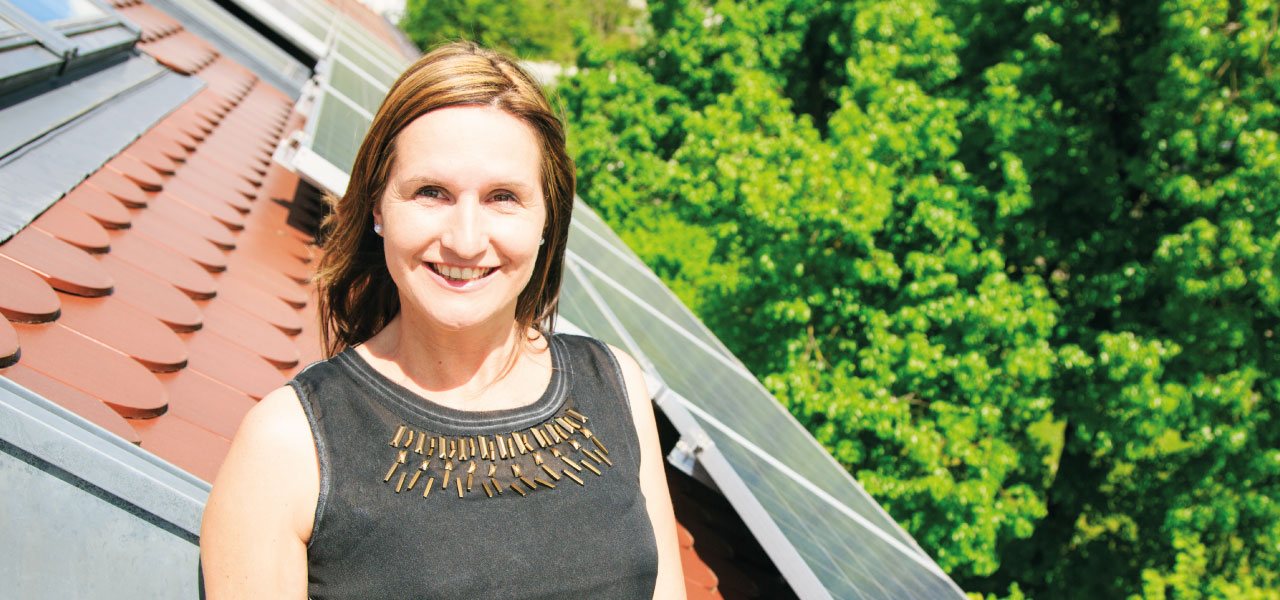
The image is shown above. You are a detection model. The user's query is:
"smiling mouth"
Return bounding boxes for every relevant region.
[428,263,496,282]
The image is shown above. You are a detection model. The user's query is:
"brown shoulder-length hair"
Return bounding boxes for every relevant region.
[315,41,575,357]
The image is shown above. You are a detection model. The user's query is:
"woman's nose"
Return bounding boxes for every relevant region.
[441,200,487,258]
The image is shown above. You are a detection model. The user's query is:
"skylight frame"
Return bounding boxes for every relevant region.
[0,0,140,96]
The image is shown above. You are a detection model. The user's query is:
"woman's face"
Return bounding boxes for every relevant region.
[374,105,546,333]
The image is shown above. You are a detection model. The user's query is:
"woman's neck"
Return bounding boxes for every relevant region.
[357,312,547,411]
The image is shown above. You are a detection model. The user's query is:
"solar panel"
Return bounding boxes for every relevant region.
[334,34,399,87]
[328,56,386,114]
[307,89,370,176]
[336,20,407,66]
[566,209,738,359]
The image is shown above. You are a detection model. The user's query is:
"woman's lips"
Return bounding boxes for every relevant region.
[427,262,496,282]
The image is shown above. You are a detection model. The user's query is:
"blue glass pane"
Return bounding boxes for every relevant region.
[13,0,105,23]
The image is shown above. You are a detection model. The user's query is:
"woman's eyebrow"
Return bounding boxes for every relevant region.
[396,175,533,192]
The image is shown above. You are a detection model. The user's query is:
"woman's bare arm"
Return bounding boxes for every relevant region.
[200,386,319,599]
[610,345,688,600]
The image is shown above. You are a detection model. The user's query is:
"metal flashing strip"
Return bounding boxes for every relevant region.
[0,377,210,538]
[0,53,203,242]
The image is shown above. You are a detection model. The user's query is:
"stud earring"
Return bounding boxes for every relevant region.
[374,223,383,235]
[539,237,545,246]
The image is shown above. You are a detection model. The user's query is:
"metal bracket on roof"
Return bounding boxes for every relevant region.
[666,437,701,474]
[667,434,719,493]
[657,385,714,475]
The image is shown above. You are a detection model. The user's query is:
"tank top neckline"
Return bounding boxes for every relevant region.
[333,334,570,436]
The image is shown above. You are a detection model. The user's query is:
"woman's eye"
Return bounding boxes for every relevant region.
[491,192,517,203]
[415,186,443,199]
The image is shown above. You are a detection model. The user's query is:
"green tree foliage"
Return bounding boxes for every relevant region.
[563,0,1061,588]
[511,0,1279,597]
[399,0,639,62]
[943,1,1280,597]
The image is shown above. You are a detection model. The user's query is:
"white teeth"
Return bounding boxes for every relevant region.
[435,264,488,281]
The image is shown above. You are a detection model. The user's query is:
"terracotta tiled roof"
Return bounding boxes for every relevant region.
[0,5,310,482]
[0,2,737,597]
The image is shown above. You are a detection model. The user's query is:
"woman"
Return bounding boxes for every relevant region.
[200,42,685,599]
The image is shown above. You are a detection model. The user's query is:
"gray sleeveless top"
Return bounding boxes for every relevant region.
[290,333,659,599]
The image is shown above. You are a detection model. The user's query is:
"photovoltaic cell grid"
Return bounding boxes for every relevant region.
[334,35,398,87]
[328,57,384,114]
[309,89,369,175]
[270,0,330,46]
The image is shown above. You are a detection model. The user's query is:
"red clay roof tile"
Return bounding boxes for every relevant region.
[87,170,150,208]
[105,153,165,191]
[228,247,311,285]
[129,211,229,273]
[152,123,200,151]
[2,364,141,443]
[682,545,720,591]
[98,254,202,333]
[170,164,255,209]
[153,187,245,231]
[0,318,17,368]
[141,195,237,250]
[31,202,111,254]
[11,321,167,418]
[0,258,60,323]
[240,221,315,266]
[124,143,179,175]
[108,231,218,299]
[216,276,304,335]
[142,32,220,75]
[183,330,285,399]
[156,369,255,440]
[0,228,114,297]
[132,134,190,164]
[220,258,310,307]
[116,2,182,41]
[60,184,132,229]
[129,414,229,482]
[678,523,696,549]
[164,112,211,140]
[56,294,188,372]
[199,298,299,369]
